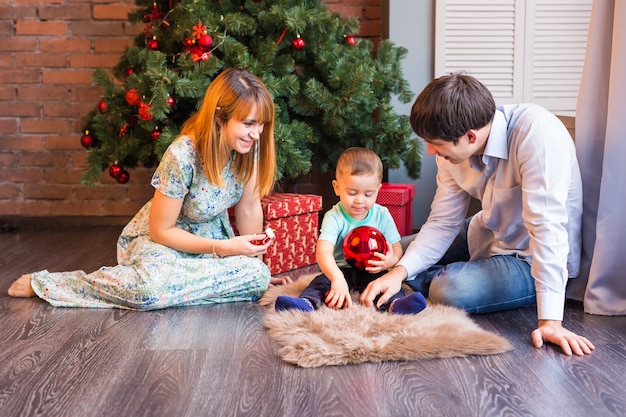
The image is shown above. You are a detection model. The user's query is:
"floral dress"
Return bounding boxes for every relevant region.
[30,136,271,310]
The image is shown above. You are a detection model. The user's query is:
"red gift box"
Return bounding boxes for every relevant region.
[376,183,416,236]
[230,193,323,275]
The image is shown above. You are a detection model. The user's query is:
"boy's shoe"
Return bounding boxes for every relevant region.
[390,292,427,315]
[275,296,314,312]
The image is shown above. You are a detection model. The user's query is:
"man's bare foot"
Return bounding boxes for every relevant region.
[8,274,36,297]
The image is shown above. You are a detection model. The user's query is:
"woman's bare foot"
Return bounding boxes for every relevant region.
[8,274,36,297]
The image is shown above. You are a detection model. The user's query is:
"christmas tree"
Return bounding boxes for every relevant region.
[80,0,421,186]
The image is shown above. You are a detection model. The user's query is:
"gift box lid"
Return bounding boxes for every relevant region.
[228,193,323,220]
[261,193,322,219]
[376,183,416,206]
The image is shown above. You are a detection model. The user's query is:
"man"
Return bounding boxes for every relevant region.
[360,73,594,356]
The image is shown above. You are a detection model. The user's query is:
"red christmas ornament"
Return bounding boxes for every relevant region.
[346,35,357,46]
[116,169,130,184]
[119,125,127,137]
[147,37,158,50]
[183,37,194,47]
[125,88,141,106]
[292,35,305,51]
[138,101,153,121]
[109,163,123,179]
[342,226,388,270]
[97,100,107,113]
[126,67,134,76]
[151,127,161,141]
[197,34,213,51]
[166,95,175,107]
[188,46,210,62]
[80,130,94,148]
[144,2,163,22]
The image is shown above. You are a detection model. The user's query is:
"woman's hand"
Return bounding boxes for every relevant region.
[214,234,273,258]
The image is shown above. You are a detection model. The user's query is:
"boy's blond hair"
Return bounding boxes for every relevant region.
[336,147,383,183]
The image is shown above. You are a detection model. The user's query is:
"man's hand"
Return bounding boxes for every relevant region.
[360,265,407,308]
[531,320,595,356]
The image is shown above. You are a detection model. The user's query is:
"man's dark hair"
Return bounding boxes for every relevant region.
[410,72,496,143]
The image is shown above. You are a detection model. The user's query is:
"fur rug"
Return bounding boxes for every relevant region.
[259,274,512,368]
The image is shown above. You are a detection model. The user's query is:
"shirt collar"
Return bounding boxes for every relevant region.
[468,109,508,172]
[483,109,509,160]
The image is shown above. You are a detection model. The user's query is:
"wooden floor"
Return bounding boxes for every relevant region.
[1,221,625,417]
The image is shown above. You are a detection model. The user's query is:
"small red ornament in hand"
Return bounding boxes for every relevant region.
[252,227,276,245]
[342,226,387,270]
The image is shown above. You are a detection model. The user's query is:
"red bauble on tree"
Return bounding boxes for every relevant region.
[80,130,94,148]
[197,34,213,51]
[147,36,158,50]
[342,226,388,270]
[138,101,153,121]
[116,169,130,184]
[166,95,175,107]
[151,126,161,141]
[108,163,123,179]
[97,100,107,113]
[346,35,356,46]
[292,34,305,51]
[125,88,141,106]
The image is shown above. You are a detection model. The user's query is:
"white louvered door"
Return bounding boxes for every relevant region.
[435,0,592,115]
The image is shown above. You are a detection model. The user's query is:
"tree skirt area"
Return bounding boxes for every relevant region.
[259,274,512,368]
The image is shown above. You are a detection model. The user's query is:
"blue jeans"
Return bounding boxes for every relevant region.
[401,219,536,314]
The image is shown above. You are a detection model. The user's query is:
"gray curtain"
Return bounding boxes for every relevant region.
[567,0,626,315]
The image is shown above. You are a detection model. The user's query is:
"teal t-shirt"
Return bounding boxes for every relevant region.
[319,202,401,268]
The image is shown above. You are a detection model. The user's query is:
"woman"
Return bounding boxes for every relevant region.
[8,68,291,309]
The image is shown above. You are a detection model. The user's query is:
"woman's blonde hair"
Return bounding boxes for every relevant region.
[180,68,276,197]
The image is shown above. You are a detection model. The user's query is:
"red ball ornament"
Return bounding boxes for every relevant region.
[97,100,107,113]
[342,226,388,270]
[126,67,134,76]
[188,46,210,62]
[147,37,158,50]
[151,127,161,141]
[116,169,130,184]
[197,34,213,51]
[80,130,94,148]
[292,35,305,51]
[109,163,123,179]
[346,35,357,46]
[138,101,153,121]
[166,96,175,107]
[125,88,141,106]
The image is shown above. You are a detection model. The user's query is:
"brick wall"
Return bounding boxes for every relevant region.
[0,0,383,219]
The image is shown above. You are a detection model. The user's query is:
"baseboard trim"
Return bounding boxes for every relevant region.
[1,216,131,231]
